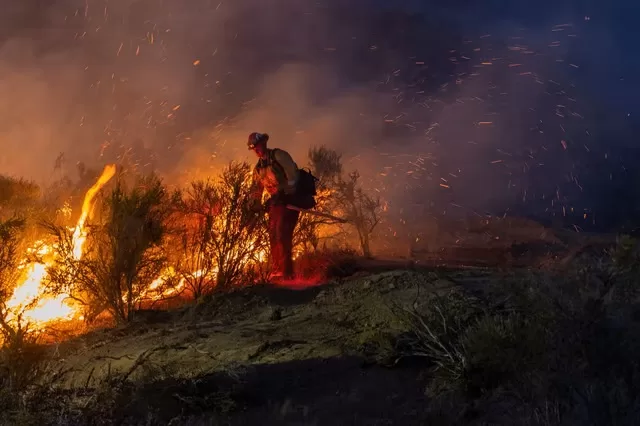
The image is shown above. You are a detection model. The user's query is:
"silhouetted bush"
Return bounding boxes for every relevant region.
[304,146,382,257]
[394,236,640,425]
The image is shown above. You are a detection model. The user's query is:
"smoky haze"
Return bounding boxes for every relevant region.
[0,0,635,231]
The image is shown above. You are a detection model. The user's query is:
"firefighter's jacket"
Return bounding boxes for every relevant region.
[250,148,299,200]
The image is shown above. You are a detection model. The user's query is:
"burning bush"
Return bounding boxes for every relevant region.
[0,218,32,337]
[0,175,46,248]
[169,161,269,298]
[47,174,177,324]
[167,180,221,300]
[0,217,48,405]
[0,217,48,359]
[0,145,381,332]
[0,219,26,313]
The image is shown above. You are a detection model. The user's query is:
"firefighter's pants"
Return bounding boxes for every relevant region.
[268,203,299,277]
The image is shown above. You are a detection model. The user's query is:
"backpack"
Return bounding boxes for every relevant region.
[297,168,318,197]
[268,149,318,209]
[292,168,318,209]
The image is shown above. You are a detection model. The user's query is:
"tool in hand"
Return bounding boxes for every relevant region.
[286,204,348,223]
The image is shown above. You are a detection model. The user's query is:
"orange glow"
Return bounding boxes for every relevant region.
[271,276,326,290]
[5,164,117,330]
[3,161,333,337]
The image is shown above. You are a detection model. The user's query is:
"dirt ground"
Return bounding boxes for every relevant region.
[31,223,613,425]
[39,266,533,425]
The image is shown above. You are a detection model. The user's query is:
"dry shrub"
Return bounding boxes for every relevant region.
[394,238,640,425]
[0,218,26,304]
[293,146,346,253]
[0,176,41,220]
[47,174,177,325]
[333,170,382,258]
[190,161,268,289]
[0,218,42,338]
[608,234,640,303]
[399,285,553,392]
[169,161,269,296]
[0,345,240,425]
[169,180,221,299]
[0,218,49,415]
[0,325,47,400]
[303,146,382,257]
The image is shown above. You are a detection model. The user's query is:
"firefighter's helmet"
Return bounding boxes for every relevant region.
[247,132,269,149]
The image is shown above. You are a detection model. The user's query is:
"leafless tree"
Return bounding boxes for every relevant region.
[293,147,345,252]
[333,170,382,258]
[303,146,382,258]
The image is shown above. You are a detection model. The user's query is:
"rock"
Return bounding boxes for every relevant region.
[260,307,282,322]
[269,308,282,321]
[388,282,396,290]
[335,314,348,324]
[363,280,372,289]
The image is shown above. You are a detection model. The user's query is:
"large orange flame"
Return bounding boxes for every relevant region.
[5,164,117,329]
[71,165,116,259]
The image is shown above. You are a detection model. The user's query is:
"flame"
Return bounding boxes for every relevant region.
[4,161,316,335]
[142,246,269,302]
[143,266,188,299]
[72,164,116,258]
[5,165,117,329]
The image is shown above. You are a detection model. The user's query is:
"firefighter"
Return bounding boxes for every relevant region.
[247,132,300,280]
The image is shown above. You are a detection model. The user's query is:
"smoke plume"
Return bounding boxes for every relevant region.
[0,0,633,231]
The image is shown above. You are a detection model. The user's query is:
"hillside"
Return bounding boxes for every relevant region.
[41,266,527,425]
[3,223,638,425]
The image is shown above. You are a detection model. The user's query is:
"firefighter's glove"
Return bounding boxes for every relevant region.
[267,191,286,208]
